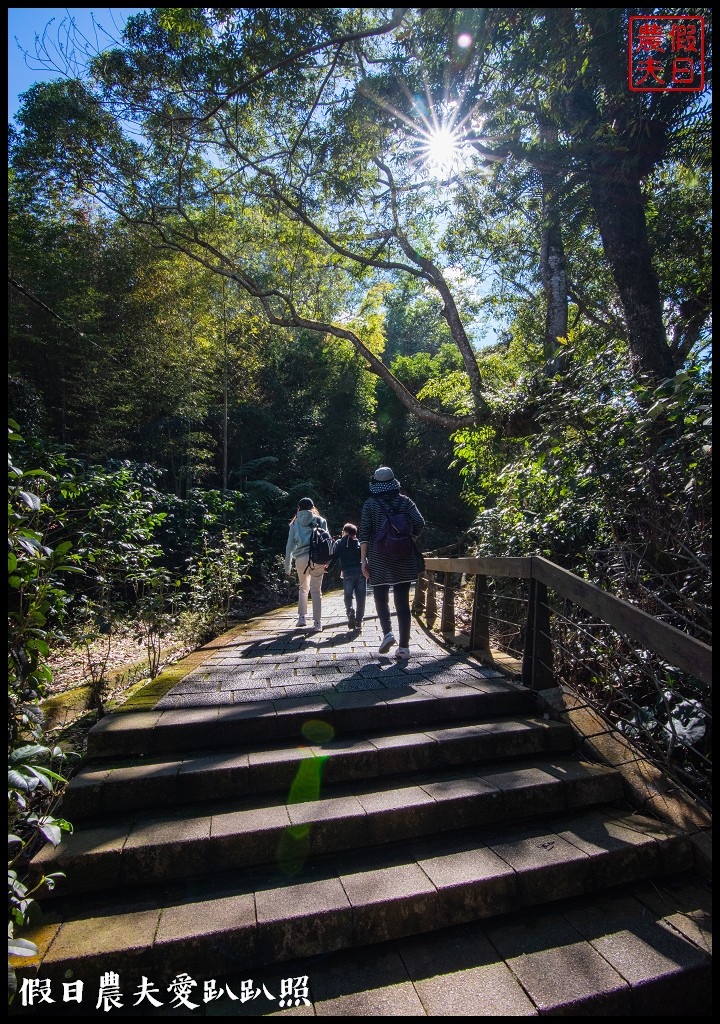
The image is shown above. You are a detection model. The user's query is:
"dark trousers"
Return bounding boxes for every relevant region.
[343,572,366,623]
[372,582,412,646]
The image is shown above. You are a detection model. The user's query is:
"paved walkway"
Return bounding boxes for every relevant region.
[17,591,711,1017]
[136,588,503,712]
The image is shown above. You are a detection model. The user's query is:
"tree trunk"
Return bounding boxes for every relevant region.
[589,173,675,382]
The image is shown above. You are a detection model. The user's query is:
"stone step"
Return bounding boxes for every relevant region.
[15,620,710,1018]
[85,679,536,759]
[24,808,694,989]
[36,755,622,896]
[65,714,575,821]
[198,876,710,1016]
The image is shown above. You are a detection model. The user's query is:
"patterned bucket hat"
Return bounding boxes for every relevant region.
[369,467,401,495]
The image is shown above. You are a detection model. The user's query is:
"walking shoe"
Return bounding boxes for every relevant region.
[295,618,307,627]
[395,647,410,661]
[311,622,322,633]
[347,609,356,629]
[378,632,396,654]
[355,621,363,633]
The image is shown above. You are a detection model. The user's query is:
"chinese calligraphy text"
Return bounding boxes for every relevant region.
[629,16,705,92]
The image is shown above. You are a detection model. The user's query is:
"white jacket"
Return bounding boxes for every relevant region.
[284,510,328,573]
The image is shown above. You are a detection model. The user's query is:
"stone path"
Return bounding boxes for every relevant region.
[148,588,492,711]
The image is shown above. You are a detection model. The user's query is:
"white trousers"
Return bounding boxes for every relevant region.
[295,554,325,624]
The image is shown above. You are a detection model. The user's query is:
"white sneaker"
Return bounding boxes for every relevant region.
[296,618,307,627]
[395,647,410,661]
[311,622,322,633]
[378,632,396,654]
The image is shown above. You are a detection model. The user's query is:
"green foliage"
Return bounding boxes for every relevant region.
[373,344,476,549]
[645,162,712,364]
[458,357,711,636]
[9,434,270,680]
[7,422,79,1000]
[8,423,83,745]
[70,462,168,581]
[184,529,252,643]
[129,564,183,682]
[9,746,72,1002]
[382,281,455,361]
[60,461,181,687]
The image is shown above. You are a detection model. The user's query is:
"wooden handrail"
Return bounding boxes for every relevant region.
[422,555,712,688]
[424,556,533,578]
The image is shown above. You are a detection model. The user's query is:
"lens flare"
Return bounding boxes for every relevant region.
[422,125,463,175]
[360,75,476,181]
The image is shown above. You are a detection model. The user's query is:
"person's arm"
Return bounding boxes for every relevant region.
[284,524,296,575]
[359,501,372,579]
[407,500,425,536]
[360,541,370,579]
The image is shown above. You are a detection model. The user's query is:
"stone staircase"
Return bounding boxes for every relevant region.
[17,675,711,1015]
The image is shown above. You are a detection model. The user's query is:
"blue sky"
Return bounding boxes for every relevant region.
[8,8,145,123]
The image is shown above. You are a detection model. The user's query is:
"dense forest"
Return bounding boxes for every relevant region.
[7,7,712,986]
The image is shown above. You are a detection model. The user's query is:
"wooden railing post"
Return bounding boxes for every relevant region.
[425,571,438,629]
[522,578,555,691]
[468,574,490,654]
[441,572,456,635]
[412,572,427,614]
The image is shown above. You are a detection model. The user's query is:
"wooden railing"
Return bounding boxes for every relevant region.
[417,555,712,692]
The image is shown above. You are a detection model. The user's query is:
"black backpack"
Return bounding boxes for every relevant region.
[305,522,333,570]
[374,500,415,560]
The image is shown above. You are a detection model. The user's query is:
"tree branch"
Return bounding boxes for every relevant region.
[373,157,489,417]
[286,45,344,166]
[670,288,712,367]
[567,286,625,335]
[120,207,476,432]
[173,10,410,126]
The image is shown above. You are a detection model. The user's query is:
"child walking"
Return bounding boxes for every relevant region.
[326,523,366,631]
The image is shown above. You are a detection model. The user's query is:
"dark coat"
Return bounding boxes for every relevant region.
[359,494,425,587]
[326,535,362,575]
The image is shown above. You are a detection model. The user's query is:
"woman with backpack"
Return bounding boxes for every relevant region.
[284,497,332,632]
[359,467,425,660]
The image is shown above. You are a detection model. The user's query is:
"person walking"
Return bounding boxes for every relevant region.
[325,523,366,631]
[284,497,330,632]
[359,467,425,660]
